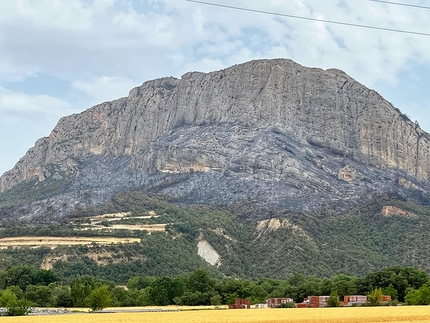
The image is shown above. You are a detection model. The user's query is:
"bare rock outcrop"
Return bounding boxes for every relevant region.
[197,240,221,267]
[1,59,430,218]
[382,206,418,219]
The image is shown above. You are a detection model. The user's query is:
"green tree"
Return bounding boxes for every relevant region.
[174,291,204,305]
[0,289,17,307]
[71,277,93,307]
[0,289,31,316]
[149,277,186,306]
[34,269,59,286]
[217,278,243,303]
[25,285,53,307]
[187,268,215,294]
[383,284,398,301]
[367,288,383,306]
[210,294,222,306]
[70,275,103,307]
[6,286,24,299]
[249,285,269,304]
[110,286,136,307]
[135,288,151,306]
[326,291,340,307]
[0,265,37,290]
[87,285,112,311]
[405,284,430,305]
[357,266,428,302]
[225,292,239,305]
[331,274,357,298]
[53,286,73,307]
[126,276,156,290]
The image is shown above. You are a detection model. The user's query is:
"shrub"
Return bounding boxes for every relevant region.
[6,299,32,316]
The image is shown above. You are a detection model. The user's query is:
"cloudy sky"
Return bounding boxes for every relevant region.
[1,0,430,176]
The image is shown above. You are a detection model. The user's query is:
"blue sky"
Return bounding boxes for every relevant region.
[1,0,430,176]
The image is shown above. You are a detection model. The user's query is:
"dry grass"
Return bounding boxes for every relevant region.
[2,306,430,323]
[0,236,140,249]
[76,210,165,233]
[104,223,166,231]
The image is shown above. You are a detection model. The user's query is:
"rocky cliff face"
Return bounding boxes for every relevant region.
[1,59,430,219]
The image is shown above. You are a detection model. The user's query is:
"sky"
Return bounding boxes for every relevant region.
[1,0,430,176]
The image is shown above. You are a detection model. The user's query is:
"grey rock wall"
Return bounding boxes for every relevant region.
[1,59,430,216]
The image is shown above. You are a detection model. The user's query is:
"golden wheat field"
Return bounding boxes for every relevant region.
[2,307,430,323]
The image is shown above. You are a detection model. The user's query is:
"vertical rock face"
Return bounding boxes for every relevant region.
[1,59,430,215]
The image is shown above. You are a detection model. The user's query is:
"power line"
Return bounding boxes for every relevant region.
[366,0,430,10]
[185,0,430,37]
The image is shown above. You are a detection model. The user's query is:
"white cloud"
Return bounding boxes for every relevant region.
[0,87,72,119]
[0,87,77,175]
[72,76,138,103]
[0,0,427,86]
[1,0,430,174]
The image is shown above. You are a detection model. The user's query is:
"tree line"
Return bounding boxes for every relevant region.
[0,265,430,315]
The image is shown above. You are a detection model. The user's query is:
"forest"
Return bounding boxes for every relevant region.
[1,191,430,282]
[1,191,430,316]
[0,265,430,316]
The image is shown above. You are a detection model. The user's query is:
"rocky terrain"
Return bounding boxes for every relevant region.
[1,58,430,220]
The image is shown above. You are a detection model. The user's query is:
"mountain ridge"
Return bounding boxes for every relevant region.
[1,58,430,219]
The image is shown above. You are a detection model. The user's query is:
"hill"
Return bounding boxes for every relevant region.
[1,191,430,282]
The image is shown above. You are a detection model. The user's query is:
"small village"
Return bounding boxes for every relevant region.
[229,295,392,309]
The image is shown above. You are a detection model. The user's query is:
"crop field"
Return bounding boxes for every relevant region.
[0,236,140,249]
[72,210,167,233]
[2,307,430,323]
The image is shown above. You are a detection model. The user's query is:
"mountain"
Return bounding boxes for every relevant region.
[1,58,430,220]
[1,58,430,280]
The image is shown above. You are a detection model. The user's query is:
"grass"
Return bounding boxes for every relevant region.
[2,307,430,323]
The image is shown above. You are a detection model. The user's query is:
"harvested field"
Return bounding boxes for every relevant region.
[88,211,159,222]
[3,306,430,323]
[77,223,166,232]
[107,223,166,231]
[0,236,140,249]
[73,210,166,233]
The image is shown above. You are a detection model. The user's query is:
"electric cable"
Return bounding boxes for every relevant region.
[366,0,430,10]
[185,0,430,37]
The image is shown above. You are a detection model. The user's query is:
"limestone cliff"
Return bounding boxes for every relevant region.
[1,59,430,218]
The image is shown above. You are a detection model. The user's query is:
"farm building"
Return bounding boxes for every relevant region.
[301,296,331,308]
[341,295,367,306]
[382,295,392,302]
[266,298,294,308]
[228,298,250,309]
[299,294,392,307]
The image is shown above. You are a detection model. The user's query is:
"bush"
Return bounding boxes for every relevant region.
[326,291,340,307]
[367,288,383,306]
[279,302,295,308]
[6,299,32,316]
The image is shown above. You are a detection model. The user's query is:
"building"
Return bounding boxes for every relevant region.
[303,296,331,308]
[298,294,392,308]
[341,295,367,306]
[228,298,250,309]
[382,295,392,302]
[266,298,294,308]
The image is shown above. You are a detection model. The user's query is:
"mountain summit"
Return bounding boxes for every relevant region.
[1,59,430,219]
